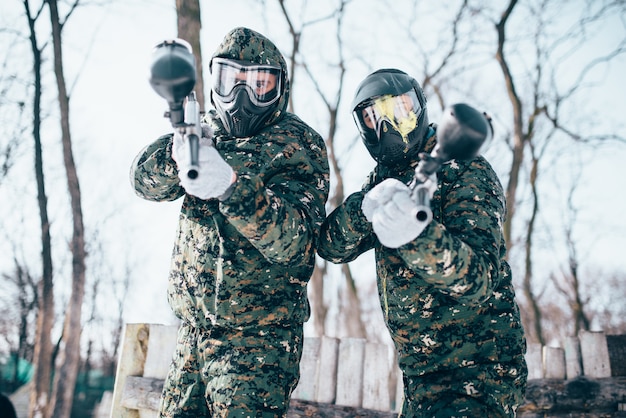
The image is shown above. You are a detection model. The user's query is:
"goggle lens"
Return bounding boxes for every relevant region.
[212,58,282,107]
[356,91,422,142]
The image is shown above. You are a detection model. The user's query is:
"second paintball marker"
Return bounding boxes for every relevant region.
[409,103,493,222]
[149,38,201,179]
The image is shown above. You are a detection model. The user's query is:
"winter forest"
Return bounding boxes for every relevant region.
[0,0,625,416]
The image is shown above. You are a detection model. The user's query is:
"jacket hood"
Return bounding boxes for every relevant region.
[210,27,290,125]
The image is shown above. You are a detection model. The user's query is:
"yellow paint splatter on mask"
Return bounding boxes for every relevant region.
[373,95,418,144]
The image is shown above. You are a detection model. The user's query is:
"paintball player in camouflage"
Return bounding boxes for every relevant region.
[317,69,527,417]
[130,27,329,417]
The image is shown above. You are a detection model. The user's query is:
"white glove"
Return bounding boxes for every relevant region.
[171,124,214,164]
[172,127,235,200]
[362,179,401,222]
[361,178,431,248]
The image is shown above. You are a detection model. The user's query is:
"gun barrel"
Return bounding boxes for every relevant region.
[187,134,199,179]
[411,183,434,224]
[415,207,432,223]
[184,92,201,179]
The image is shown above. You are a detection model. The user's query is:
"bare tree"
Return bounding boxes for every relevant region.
[494,0,626,246]
[551,168,591,335]
[105,263,131,377]
[400,0,476,110]
[1,255,38,392]
[0,77,25,185]
[47,1,87,417]
[588,270,626,335]
[276,0,368,338]
[491,0,626,343]
[0,26,25,184]
[20,1,57,416]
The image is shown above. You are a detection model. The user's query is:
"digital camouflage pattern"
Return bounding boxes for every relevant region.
[131,27,329,417]
[159,323,303,417]
[318,128,527,417]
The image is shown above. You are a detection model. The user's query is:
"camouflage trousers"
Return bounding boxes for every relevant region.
[159,322,303,418]
[398,361,527,418]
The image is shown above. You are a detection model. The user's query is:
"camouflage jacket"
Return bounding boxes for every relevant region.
[318,130,526,377]
[131,27,330,329]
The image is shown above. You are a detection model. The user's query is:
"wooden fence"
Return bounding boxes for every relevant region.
[105,324,626,418]
[519,331,626,417]
[108,324,401,418]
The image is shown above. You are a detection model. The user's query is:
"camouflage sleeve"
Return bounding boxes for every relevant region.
[130,134,185,202]
[398,157,506,303]
[219,129,329,266]
[317,191,377,264]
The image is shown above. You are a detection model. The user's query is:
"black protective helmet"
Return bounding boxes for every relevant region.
[352,69,429,167]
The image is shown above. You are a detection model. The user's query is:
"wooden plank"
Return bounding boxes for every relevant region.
[121,376,163,411]
[543,346,565,379]
[110,323,150,418]
[394,365,403,413]
[287,399,398,418]
[119,375,626,416]
[316,336,339,403]
[108,324,626,416]
[362,342,391,411]
[606,334,626,377]
[291,337,321,401]
[335,338,366,408]
[579,331,611,378]
[139,410,159,418]
[143,324,178,379]
[564,336,582,379]
[526,342,544,379]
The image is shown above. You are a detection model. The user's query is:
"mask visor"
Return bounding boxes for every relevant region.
[356,91,422,143]
[211,57,282,107]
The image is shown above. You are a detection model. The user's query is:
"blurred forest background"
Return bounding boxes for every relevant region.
[1,0,625,416]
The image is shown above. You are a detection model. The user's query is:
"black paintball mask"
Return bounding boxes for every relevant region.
[210,57,283,137]
[352,69,429,168]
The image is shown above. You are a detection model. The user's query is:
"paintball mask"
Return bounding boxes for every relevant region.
[352,69,429,168]
[211,57,283,137]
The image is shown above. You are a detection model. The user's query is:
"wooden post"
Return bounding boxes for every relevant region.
[394,366,404,413]
[316,336,339,403]
[564,336,582,379]
[291,337,321,401]
[543,346,565,379]
[335,338,366,408]
[526,342,543,379]
[143,324,178,379]
[110,323,150,418]
[362,342,392,411]
[579,330,611,378]
[607,335,626,376]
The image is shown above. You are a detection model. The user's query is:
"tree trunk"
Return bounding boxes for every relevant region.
[309,261,329,336]
[494,0,523,254]
[23,1,55,416]
[48,1,87,417]
[523,153,544,345]
[339,264,366,338]
[176,0,205,111]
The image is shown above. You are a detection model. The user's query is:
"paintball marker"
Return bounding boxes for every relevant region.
[409,103,493,223]
[149,39,201,179]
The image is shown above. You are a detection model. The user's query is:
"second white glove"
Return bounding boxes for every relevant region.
[172,131,235,200]
[361,178,431,248]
